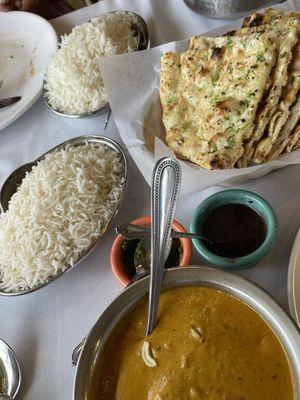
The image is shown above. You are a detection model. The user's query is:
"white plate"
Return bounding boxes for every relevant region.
[0,11,57,131]
[288,228,300,327]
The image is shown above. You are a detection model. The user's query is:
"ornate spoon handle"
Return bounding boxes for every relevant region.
[146,157,181,336]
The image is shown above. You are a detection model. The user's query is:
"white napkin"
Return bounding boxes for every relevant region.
[99,18,300,195]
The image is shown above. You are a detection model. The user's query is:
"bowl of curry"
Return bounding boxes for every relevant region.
[73,267,300,400]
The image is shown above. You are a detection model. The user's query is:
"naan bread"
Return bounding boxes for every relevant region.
[243,9,300,163]
[243,8,300,28]
[267,95,300,160]
[160,33,277,169]
[286,123,300,151]
[231,24,298,167]
[252,44,300,162]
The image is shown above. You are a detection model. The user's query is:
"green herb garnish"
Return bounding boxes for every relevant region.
[241,92,255,108]
[247,91,256,98]
[210,95,220,105]
[257,53,265,62]
[241,99,250,107]
[211,143,218,153]
[227,135,235,148]
[211,71,220,85]
[227,63,233,74]
[182,121,191,131]
[165,95,177,106]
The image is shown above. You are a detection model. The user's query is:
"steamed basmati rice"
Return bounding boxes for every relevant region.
[44,12,138,114]
[0,142,125,292]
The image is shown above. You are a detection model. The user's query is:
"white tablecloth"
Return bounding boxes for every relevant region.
[1,1,300,399]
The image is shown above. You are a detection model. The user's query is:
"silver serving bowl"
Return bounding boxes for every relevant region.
[0,339,21,399]
[0,135,128,296]
[73,266,300,399]
[183,0,284,19]
[43,10,150,118]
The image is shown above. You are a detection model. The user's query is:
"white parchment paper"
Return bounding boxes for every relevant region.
[99,21,300,195]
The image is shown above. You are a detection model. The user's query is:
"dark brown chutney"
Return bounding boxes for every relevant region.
[121,238,182,278]
[201,203,266,258]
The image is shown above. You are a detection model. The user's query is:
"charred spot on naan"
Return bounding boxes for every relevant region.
[211,46,226,60]
[248,14,264,28]
[242,9,300,28]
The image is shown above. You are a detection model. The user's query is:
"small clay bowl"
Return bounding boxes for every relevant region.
[110,216,192,286]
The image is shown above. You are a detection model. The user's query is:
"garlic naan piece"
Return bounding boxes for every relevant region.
[286,123,300,152]
[267,95,300,160]
[244,9,300,164]
[160,33,277,169]
[232,24,298,167]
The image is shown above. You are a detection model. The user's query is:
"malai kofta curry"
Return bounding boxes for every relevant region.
[90,287,294,400]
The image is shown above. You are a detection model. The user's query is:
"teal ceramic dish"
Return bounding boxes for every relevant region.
[190,189,278,270]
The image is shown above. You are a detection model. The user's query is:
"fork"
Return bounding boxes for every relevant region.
[0,97,21,108]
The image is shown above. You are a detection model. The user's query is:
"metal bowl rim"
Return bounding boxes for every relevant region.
[0,338,21,398]
[182,0,285,19]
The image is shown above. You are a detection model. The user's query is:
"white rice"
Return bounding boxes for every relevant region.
[0,142,125,293]
[44,12,138,114]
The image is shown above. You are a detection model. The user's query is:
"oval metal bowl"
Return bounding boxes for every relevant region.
[73,267,300,399]
[43,10,150,118]
[183,0,284,19]
[0,135,128,296]
[0,339,21,399]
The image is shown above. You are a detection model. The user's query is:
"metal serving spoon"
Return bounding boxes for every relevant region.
[129,237,172,285]
[116,222,211,242]
[146,157,181,336]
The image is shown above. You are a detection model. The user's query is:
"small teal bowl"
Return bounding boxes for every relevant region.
[190,189,278,270]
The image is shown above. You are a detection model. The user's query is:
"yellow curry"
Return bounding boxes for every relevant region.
[90,287,294,400]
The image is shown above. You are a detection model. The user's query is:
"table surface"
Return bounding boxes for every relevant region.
[1,1,300,399]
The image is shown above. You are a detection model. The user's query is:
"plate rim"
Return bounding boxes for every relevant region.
[0,11,58,132]
[288,228,300,327]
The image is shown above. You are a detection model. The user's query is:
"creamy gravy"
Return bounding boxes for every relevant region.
[90,287,294,400]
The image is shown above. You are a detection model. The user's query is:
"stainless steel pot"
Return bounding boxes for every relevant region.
[73,266,300,399]
[183,0,284,19]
